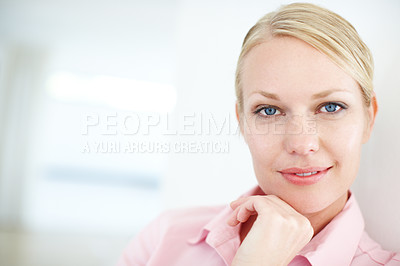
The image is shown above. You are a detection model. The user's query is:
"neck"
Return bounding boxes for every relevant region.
[304,191,349,236]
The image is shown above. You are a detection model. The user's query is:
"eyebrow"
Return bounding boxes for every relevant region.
[311,89,350,99]
[253,88,350,101]
[254,90,280,100]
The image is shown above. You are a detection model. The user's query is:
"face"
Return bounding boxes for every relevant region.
[239,37,376,215]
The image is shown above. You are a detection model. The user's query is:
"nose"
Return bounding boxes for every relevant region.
[283,115,319,155]
[284,134,319,155]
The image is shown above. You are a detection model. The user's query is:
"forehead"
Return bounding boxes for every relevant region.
[240,37,359,100]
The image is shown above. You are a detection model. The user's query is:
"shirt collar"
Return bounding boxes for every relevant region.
[187,186,262,265]
[298,191,365,266]
[187,187,365,266]
[188,186,262,244]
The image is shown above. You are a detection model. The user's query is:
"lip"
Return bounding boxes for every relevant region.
[279,166,332,186]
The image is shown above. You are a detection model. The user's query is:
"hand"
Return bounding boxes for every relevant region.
[227,195,314,266]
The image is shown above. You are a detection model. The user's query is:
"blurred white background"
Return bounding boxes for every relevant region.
[0,0,399,265]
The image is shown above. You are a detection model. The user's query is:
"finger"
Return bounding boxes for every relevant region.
[236,204,256,223]
[227,205,241,226]
[228,197,259,226]
[264,194,299,215]
[230,197,248,209]
[230,195,292,223]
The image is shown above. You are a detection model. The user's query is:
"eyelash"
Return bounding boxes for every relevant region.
[316,102,348,113]
[254,105,282,117]
[253,102,348,117]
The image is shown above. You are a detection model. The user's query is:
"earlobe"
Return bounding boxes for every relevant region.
[363,93,378,143]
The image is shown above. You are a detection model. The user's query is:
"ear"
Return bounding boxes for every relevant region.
[235,102,240,123]
[235,102,244,136]
[362,92,378,143]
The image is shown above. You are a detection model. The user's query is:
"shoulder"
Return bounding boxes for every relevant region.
[156,205,226,228]
[145,205,225,237]
[116,205,226,266]
[140,204,226,241]
[352,231,400,265]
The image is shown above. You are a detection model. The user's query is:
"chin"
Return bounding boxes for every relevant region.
[288,198,332,215]
[260,183,343,215]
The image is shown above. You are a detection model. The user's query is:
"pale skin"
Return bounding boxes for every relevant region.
[228,37,378,265]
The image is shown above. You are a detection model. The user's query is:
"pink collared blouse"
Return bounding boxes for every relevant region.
[117,187,400,266]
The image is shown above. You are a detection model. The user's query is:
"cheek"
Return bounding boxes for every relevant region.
[245,132,282,172]
[318,118,365,186]
[318,118,365,159]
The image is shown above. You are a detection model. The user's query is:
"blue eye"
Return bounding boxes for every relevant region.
[259,107,281,116]
[320,103,342,113]
[264,107,277,115]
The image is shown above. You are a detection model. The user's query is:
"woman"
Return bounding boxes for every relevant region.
[117,3,399,265]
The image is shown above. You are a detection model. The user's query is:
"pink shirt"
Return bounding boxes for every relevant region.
[117,187,400,265]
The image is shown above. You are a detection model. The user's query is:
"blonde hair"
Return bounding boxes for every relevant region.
[235,3,374,113]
